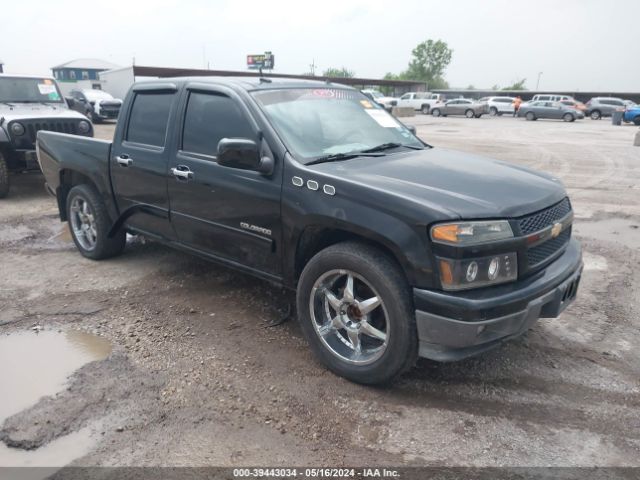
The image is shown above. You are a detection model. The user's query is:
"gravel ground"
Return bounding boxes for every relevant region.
[0,116,639,468]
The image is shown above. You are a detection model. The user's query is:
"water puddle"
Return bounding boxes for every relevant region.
[0,329,112,424]
[0,329,111,470]
[0,425,96,469]
[574,218,640,250]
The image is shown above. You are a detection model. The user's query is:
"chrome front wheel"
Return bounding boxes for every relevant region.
[310,269,389,365]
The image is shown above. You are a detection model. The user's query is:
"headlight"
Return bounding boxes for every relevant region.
[438,253,517,291]
[10,122,25,136]
[78,120,91,134]
[431,220,513,246]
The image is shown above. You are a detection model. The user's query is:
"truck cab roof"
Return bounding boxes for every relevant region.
[133,76,357,92]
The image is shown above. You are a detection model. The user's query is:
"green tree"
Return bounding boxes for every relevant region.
[491,84,500,91]
[502,78,527,90]
[322,67,355,78]
[404,39,453,86]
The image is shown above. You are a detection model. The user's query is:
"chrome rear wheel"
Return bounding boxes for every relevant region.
[69,196,97,251]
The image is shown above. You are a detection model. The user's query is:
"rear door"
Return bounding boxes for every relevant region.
[544,102,561,119]
[167,83,282,277]
[110,84,178,240]
[457,100,472,115]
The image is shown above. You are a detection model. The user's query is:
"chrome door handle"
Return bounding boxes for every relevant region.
[116,155,133,167]
[171,166,194,180]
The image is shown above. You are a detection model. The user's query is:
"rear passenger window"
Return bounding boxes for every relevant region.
[182,92,255,157]
[127,93,174,147]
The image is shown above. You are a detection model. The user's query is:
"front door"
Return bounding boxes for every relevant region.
[167,85,282,277]
[110,87,178,240]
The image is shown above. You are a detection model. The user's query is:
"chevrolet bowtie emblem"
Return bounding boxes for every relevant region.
[551,222,562,238]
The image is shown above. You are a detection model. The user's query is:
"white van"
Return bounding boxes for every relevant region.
[532,94,575,102]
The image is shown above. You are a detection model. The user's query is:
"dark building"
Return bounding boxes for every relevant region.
[51,58,120,83]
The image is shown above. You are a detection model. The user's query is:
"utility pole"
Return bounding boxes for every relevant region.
[309,59,316,76]
[536,71,543,90]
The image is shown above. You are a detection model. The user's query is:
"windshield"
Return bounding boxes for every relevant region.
[0,77,63,103]
[252,88,423,163]
[83,90,114,101]
[364,90,383,99]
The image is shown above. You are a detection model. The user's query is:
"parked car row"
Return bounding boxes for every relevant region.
[362,90,639,123]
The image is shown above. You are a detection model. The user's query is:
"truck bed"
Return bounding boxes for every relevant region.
[37,131,115,220]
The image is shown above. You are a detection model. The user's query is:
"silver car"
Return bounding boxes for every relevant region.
[430,98,489,118]
[585,97,626,120]
[517,101,584,122]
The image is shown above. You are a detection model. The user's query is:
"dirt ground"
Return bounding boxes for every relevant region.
[1,116,639,469]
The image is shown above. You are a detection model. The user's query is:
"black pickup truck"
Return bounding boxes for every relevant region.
[36,77,583,384]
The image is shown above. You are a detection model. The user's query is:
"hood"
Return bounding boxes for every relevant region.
[310,148,566,219]
[0,102,88,124]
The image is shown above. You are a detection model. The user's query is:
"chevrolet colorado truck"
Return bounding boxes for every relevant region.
[36,77,583,384]
[0,74,93,197]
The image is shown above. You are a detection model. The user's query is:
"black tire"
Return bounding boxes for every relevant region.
[563,113,574,122]
[634,116,640,126]
[296,242,418,385]
[590,110,601,120]
[0,152,9,199]
[66,184,125,260]
[431,108,441,117]
[489,107,498,116]
[420,104,429,115]
[465,109,475,118]
[525,112,536,121]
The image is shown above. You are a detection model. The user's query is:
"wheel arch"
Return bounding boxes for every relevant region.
[57,169,102,221]
[292,224,415,289]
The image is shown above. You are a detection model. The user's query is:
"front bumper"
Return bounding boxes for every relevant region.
[414,239,583,361]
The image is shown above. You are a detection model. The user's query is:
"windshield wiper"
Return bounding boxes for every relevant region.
[360,142,423,153]
[1,102,15,107]
[306,152,385,166]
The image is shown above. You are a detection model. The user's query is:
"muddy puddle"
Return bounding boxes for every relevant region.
[574,217,640,250]
[0,329,111,468]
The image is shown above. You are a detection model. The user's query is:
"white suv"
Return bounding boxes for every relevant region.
[480,96,516,116]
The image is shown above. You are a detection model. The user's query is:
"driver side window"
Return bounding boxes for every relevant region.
[182,92,255,158]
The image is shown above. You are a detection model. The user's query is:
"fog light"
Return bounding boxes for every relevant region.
[466,261,478,282]
[11,122,25,136]
[488,257,500,280]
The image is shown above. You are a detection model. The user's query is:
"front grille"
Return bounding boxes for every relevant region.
[25,121,78,143]
[9,120,80,150]
[518,197,572,235]
[527,228,571,266]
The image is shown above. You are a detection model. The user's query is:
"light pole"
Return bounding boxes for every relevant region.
[536,71,543,90]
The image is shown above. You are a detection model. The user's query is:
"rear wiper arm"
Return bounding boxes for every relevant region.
[360,142,423,153]
[306,151,384,166]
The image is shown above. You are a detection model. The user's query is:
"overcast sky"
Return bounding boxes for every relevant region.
[2,0,639,91]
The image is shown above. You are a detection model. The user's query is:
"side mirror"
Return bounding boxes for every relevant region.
[407,125,417,135]
[217,138,274,175]
[66,97,75,107]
